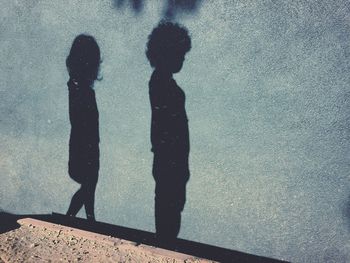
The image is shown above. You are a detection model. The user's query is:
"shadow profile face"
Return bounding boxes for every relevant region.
[161,53,185,74]
[170,53,185,73]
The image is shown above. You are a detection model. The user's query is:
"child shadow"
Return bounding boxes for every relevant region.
[65,34,101,222]
[146,21,192,245]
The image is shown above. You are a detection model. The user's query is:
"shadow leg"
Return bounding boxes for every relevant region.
[84,173,98,221]
[66,186,84,216]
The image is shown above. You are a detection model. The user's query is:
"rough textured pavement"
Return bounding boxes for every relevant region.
[0,218,213,263]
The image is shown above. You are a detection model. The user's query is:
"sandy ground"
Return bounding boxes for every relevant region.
[0,218,214,263]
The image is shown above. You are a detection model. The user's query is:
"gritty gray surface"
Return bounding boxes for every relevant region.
[1,1,350,262]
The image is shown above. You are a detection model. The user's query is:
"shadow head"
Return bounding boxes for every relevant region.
[66,34,102,84]
[146,22,191,74]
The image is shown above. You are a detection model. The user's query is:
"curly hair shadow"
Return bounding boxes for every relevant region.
[146,22,191,68]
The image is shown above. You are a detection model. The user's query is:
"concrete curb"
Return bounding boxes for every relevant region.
[17,218,213,262]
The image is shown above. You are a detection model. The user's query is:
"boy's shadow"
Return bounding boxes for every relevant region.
[146,22,192,244]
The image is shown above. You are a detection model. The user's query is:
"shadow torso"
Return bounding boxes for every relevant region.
[149,71,189,183]
[68,79,99,183]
